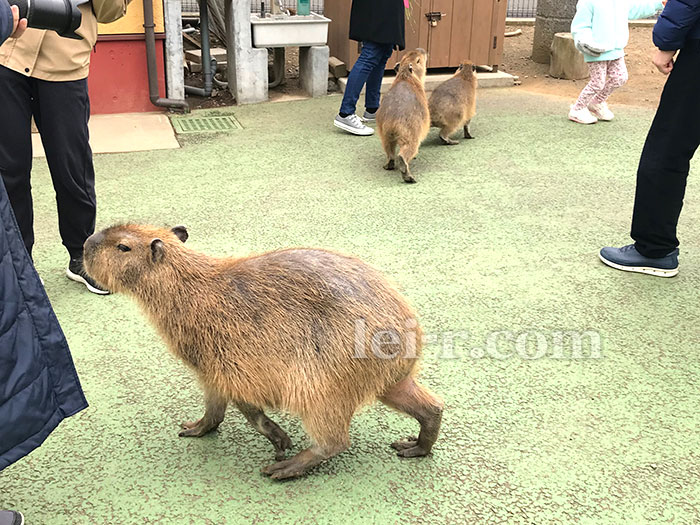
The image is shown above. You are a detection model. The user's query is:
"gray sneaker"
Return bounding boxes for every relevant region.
[0,510,24,525]
[333,114,374,136]
[361,109,377,122]
[599,244,679,277]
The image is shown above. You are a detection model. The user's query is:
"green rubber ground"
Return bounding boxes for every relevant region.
[1,90,699,524]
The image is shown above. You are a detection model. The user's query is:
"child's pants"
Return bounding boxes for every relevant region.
[573,57,629,110]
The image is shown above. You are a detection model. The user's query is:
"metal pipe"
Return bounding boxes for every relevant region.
[185,0,215,97]
[143,0,189,111]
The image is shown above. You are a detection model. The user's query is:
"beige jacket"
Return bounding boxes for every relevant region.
[0,0,129,81]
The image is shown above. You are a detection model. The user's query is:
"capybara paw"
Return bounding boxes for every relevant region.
[439,135,459,145]
[391,438,430,458]
[402,174,416,184]
[383,159,396,171]
[178,419,217,437]
[262,459,307,480]
[390,436,418,451]
[273,433,293,461]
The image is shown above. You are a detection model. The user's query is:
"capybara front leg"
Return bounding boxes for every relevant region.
[236,402,293,461]
[179,392,227,437]
[262,412,350,480]
[261,444,347,480]
[464,121,474,139]
[380,377,443,457]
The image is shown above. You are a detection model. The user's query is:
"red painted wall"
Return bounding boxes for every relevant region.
[88,36,167,114]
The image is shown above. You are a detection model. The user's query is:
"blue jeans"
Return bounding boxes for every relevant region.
[339,41,394,115]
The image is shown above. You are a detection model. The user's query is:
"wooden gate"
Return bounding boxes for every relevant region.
[325,0,507,71]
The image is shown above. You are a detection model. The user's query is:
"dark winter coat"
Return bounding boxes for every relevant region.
[1,0,12,44]
[349,0,406,50]
[654,0,700,50]
[0,178,88,471]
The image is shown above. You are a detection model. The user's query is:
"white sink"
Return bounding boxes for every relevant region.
[250,12,331,48]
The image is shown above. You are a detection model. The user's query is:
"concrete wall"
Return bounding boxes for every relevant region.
[531,0,577,63]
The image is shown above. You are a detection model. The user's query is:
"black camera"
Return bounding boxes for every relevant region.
[8,0,88,39]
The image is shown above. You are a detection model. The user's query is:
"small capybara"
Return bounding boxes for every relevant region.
[83,224,443,480]
[428,61,478,145]
[376,49,430,183]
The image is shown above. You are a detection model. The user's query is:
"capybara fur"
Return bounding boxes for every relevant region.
[83,224,443,480]
[428,61,478,145]
[376,49,430,183]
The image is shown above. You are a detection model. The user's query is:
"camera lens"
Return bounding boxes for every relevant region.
[7,0,83,39]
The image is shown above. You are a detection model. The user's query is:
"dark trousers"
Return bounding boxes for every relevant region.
[0,65,96,259]
[339,41,394,116]
[631,42,700,258]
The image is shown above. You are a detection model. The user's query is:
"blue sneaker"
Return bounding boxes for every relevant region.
[599,244,679,278]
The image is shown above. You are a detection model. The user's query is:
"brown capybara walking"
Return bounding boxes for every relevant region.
[83,224,443,480]
[428,61,478,145]
[376,49,430,183]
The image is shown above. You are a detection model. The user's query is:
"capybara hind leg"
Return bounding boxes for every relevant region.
[382,135,397,171]
[262,413,350,480]
[464,120,474,139]
[179,392,227,437]
[439,124,460,145]
[398,143,419,183]
[380,377,443,457]
[236,402,293,461]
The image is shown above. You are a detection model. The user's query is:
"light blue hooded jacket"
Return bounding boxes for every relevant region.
[571,0,665,62]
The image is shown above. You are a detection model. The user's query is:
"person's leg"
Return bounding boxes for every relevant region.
[631,45,700,258]
[339,42,391,116]
[591,56,628,105]
[0,66,35,256]
[34,77,108,293]
[363,44,394,114]
[34,77,96,260]
[572,61,607,110]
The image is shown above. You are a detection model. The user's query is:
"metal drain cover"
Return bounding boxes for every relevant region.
[170,115,242,134]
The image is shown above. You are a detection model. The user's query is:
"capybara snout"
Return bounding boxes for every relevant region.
[84,223,443,480]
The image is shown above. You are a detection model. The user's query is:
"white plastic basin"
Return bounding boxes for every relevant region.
[250,12,330,48]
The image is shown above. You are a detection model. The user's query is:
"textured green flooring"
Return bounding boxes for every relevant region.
[1,90,699,524]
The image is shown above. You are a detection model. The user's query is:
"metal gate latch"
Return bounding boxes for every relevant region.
[426,12,447,26]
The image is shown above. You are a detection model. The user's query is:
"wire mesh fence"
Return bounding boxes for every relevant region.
[507,0,537,18]
[181,0,325,15]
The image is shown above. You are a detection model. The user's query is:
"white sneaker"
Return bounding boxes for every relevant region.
[334,114,374,136]
[568,106,598,125]
[588,101,614,121]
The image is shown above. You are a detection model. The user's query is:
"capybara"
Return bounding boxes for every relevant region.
[83,224,443,480]
[376,49,430,183]
[428,61,478,145]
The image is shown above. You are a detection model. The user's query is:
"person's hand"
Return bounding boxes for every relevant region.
[10,5,27,39]
[653,49,676,74]
[662,0,667,5]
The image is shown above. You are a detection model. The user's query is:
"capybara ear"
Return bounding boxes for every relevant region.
[151,238,165,263]
[408,63,414,74]
[394,63,400,73]
[171,225,188,243]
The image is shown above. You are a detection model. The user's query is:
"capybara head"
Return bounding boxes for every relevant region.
[393,48,428,82]
[457,60,477,81]
[83,223,189,294]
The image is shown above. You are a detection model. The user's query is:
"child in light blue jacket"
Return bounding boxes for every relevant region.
[569,0,665,124]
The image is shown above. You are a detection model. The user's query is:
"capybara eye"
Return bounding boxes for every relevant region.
[117,244,131,252]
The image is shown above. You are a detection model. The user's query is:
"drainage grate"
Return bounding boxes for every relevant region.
[170,115,243,134]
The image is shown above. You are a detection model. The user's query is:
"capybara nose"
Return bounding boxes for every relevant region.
[84,231,104,255]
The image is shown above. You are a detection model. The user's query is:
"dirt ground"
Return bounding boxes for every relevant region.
[184,23,667,110]
[501,24,667,108]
